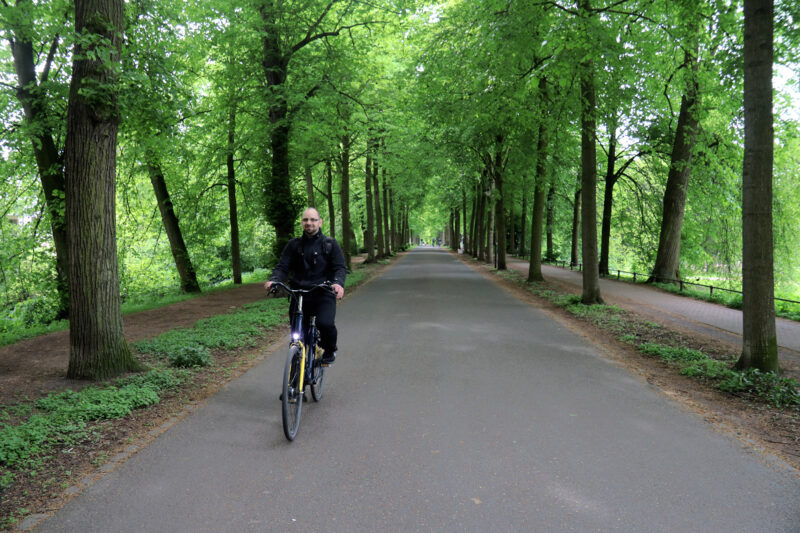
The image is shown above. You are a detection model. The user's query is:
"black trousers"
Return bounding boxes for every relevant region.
[289,292,338,352]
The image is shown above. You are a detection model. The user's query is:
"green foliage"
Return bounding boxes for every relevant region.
[639,343,707,363]
[132,298,288,360]
[167,345,212,368]
[639,342,800,408]
[0,369,186,469]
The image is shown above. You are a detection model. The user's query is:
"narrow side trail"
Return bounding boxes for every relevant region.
[35,248,799,533]
[505,256,800,367]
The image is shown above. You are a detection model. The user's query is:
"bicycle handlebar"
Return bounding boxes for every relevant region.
[268,281,334,298]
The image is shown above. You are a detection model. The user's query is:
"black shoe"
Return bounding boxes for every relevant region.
[321,350,337,365]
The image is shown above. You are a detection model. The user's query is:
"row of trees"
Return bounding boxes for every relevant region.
[408,0,796,373]
[0,0,797,378]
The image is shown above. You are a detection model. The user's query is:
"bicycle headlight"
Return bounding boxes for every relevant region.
[292,332,301,341]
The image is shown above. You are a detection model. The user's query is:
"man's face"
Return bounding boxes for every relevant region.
[301,210,322,236]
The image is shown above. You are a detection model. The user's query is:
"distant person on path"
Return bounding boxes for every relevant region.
[265,207,346,364]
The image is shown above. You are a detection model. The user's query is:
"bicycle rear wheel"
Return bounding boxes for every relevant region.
[281,345,303,441]
[310,347,326,402]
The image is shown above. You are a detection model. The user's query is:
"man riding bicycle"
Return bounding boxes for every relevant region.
[265,207,346,365]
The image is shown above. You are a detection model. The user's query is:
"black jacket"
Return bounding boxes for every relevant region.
[269,231,346,290]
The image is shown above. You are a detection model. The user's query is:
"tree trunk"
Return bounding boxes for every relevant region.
[578,32,603,304]
[519,175,528,258]
[227,106,242,284]
[599,117,618,276]
[382,170,391,255]
[571,172,581,267]
[339,132,353,271]
[475,173,487,261]
[65,0,139,380]
[649,47,700,283]
[486,174,495,266]
[494,137,507,270]
[373,152,385,259]
[546,184,555,261]
[528,114,549,282]
[737,0,778,372]
[462,186,468,252]
[364,148,376,263]
[10,26,70,318]
[146,154,201,293]
[260,12,296,260]
[305,166,315,208]
[326,159,335,239]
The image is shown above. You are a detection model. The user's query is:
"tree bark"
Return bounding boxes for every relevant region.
[545,184,555,261]
[325,159,336,239]
[382,169,391,255]
[10,21,70,318]
[364,146,376,263]
[571,172,581,267]
[494,137,507,270]
[227,107,242,284]
[65,0,139,380]
[146,154,201,293]
[528,115,549,283]
[372,148,385,259]
[737,0,778,372]
[649,46,700,284]
[305,166,315,208]
[519,175,528,257]
[475,173,487,261]
[339,132,353,271]
[599,117,618,276]
[578,25,603,304]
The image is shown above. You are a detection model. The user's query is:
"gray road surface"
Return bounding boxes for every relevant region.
[35,248,800,532]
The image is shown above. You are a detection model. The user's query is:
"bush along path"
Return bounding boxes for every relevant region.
[458,255,800,472]
[0,256,396,531]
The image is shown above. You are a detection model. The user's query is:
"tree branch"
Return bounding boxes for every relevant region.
[41,34,60,84]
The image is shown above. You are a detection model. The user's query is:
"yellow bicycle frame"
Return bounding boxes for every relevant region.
[296,341,307,391]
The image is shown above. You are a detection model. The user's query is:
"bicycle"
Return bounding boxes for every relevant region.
[268,281,333,441]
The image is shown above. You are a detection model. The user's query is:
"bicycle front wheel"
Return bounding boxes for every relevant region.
[281,345,303,441]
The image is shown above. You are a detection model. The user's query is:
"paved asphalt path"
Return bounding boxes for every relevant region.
[36,249,799,532]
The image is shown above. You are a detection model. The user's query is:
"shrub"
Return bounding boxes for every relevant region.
[167,345,212,368]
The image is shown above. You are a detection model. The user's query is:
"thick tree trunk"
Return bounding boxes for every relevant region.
[486,175,495,266]
[571,172,581,267]
[649,48,700,284]
[260,11,296,260]
[227,107,242,284]
[579,49,603,304]
[339,132,353,271]
[737,0,778,372]
[11,30,70,318]
[528,115,549,283]
[469,184,478,256]
[364,149,375,263]
[65,0,139,380]
[146,155,201,293]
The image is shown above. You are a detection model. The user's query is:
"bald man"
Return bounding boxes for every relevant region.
[265,208,346,365]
